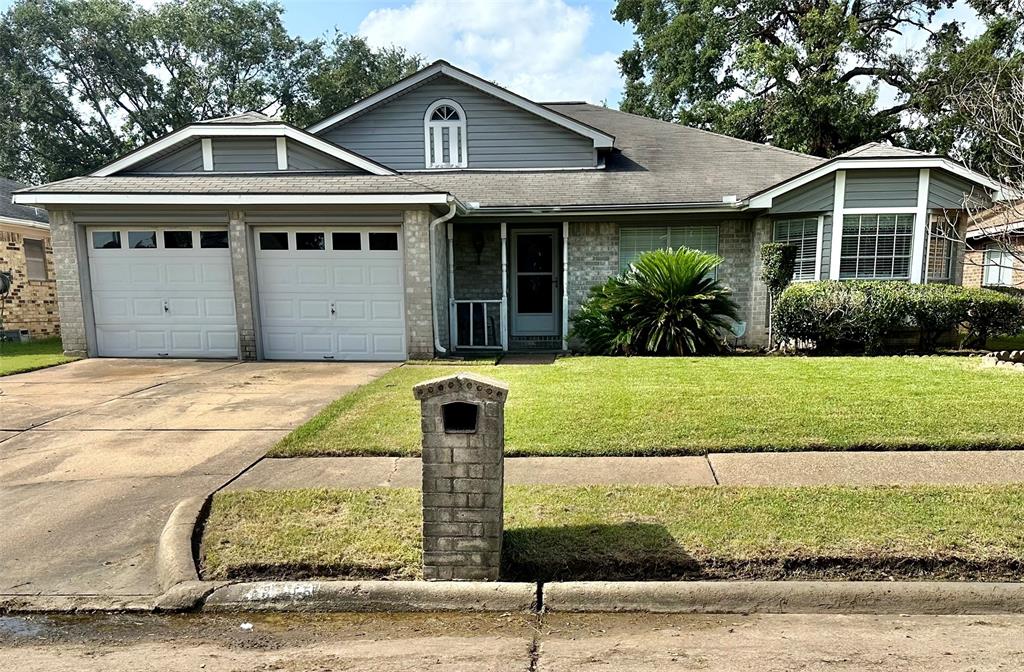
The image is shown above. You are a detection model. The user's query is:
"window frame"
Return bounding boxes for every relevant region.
[838,212,916,280]
[983,246,1015,287]
[926,214,955,282]
[773,217,821,282]
[423,98,468,169]
[23,237,47,281]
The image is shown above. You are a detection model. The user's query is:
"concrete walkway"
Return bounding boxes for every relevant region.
[225,450,1024,491]
[0,358,392,599]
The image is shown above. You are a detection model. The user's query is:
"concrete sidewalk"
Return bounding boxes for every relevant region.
[225,450,1024,491]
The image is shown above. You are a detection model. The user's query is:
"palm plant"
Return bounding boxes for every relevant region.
[571,248,740,355]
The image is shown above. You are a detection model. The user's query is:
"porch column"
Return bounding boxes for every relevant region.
[403,208,435,359]
[48,209,89,357]
[228,209,257,361]
[500,222,509,351]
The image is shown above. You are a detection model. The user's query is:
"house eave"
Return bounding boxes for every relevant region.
[11,192,454,207]
[463,202,747,217]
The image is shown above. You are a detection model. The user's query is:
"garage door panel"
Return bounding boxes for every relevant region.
[255,226,406,361]
[88,226,238,358]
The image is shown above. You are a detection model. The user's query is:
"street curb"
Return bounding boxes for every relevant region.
[202,580,538,612]
[153,495,209,610]
[0,594,154,614]
[543,581,1024,614]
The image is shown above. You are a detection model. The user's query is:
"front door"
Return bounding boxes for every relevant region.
[510,229,559,336]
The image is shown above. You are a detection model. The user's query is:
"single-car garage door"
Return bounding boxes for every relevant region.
[254,227,406,361]
[87,227,238,357]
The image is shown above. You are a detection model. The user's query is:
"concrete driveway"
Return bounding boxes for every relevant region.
[0,358,392,601]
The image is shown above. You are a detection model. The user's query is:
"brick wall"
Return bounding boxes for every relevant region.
[228,210,257,360]
[0,224,59,338]
[403,208,436,358]
[964,235,1024,289]
[48,210,88,355]
[452,223,502,300]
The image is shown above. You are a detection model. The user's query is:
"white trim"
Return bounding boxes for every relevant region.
[402,165,604,173]
[561,220,569,350]
[201,138,213,171]
[814,215,824,281]
[0,215,49,231]
[843,206,919,215]
[829,170,846,280]
[747,158,1004,209]
[13,192,451,206]
[275,137,288,170]
[910,168,931,284]
[423,99,468,169]
[91,124,395,177]
[500,222,509,352]
[307,62,615,148]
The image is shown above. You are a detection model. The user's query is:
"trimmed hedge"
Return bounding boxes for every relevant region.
[773,281,1024,353]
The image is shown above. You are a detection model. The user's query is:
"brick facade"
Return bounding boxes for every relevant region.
[403,208,437,359]
[228,210,257,360]
[0,222,59,338]
[48,210,88,356]
[964,236,1024,289]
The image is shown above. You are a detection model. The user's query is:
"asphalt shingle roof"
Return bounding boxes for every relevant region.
[18,174,441,194]
[836,142,935,159]
[1,178,48,223]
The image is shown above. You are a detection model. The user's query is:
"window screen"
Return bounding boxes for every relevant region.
[619,225,720,273]
[23,238,47,280]
[838,214,914,279]
[773,218,819,281]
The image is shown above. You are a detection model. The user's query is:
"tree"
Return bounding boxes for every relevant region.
[612,0,1024,162]
[0,0,421,183]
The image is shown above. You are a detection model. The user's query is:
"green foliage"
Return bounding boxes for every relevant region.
[760,242,798,303]
[773,281,1024,353]
[571,248,740,356]
[0,0,421,182]
[612,0,1024,164]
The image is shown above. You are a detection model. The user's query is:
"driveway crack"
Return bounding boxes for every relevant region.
[384,457,401,486]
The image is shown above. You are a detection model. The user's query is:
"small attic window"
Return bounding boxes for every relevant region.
[424,99,468,169]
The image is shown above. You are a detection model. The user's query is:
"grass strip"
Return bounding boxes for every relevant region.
[201,485,1024,582]
[0,337,76,376]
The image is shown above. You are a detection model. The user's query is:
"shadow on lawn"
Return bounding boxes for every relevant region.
[501,522,698,581]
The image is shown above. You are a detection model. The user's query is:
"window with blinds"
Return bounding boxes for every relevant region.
[773,218,818,281]
[618,225,720,273]
[838,214,914,279]
[23,238,47,281]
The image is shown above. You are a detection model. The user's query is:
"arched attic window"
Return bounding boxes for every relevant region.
[424,99,468,168]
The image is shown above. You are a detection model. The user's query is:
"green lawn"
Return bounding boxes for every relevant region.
[201,485,1024,582]
[0,337,76,376]
[271,357,1024,457]
[988,333,1024,350]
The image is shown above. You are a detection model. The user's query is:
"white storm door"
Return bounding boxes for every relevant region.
[87,227,238,358]
[254,228,407,361]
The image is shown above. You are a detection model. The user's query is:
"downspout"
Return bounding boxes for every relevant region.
[429,196,458,355]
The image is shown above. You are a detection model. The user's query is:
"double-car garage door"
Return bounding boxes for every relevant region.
[86,224,406,361]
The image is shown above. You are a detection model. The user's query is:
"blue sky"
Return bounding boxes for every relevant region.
[0,0,985,109]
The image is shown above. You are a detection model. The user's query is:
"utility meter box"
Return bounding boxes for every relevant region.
[413,372,509,581]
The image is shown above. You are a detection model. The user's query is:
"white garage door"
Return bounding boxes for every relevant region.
[254,227,406,361]
[87,227,238,358]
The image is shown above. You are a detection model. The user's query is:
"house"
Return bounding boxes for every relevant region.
[11,61,1004,360]
[963,206,1022,290]
[1,177,59,340]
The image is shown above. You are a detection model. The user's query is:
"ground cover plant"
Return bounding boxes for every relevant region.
[271,357,1024,458]
[201,485,1024,582]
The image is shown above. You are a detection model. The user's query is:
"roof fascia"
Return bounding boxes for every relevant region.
[747,158,1006,209]
[306,62,615,148]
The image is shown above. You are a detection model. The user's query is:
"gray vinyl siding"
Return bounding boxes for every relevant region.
[244,209,403,226]
[769,175,834,214]
[820,215,832,279]
[286,142,363,173]
[212,138,278,172]
[73,209,228,227]
[319,74,596,170]
[928,170,985,209]
[843,169,919,208]
[127,141,204,173]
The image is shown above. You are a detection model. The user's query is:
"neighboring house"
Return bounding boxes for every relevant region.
[963,207,1023,290]
[12,61,1003,360]
[0,177,59,339]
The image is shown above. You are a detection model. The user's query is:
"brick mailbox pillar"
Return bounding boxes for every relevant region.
[413,372,509,581]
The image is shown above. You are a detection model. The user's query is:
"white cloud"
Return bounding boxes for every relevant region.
[357,0,622,105]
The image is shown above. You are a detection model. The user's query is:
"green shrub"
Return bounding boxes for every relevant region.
[760,242,798,303]
[773,281,1024,353]
[571,248,740,355]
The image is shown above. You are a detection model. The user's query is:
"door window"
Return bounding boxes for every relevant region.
[163,231,194,249]
[128,231,157,249]
[296,232,326,250]
[259,232,289,250]
[369,232,399,251]
[200,231,230,248]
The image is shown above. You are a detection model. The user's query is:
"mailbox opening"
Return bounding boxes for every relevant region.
[442,402,479,433]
